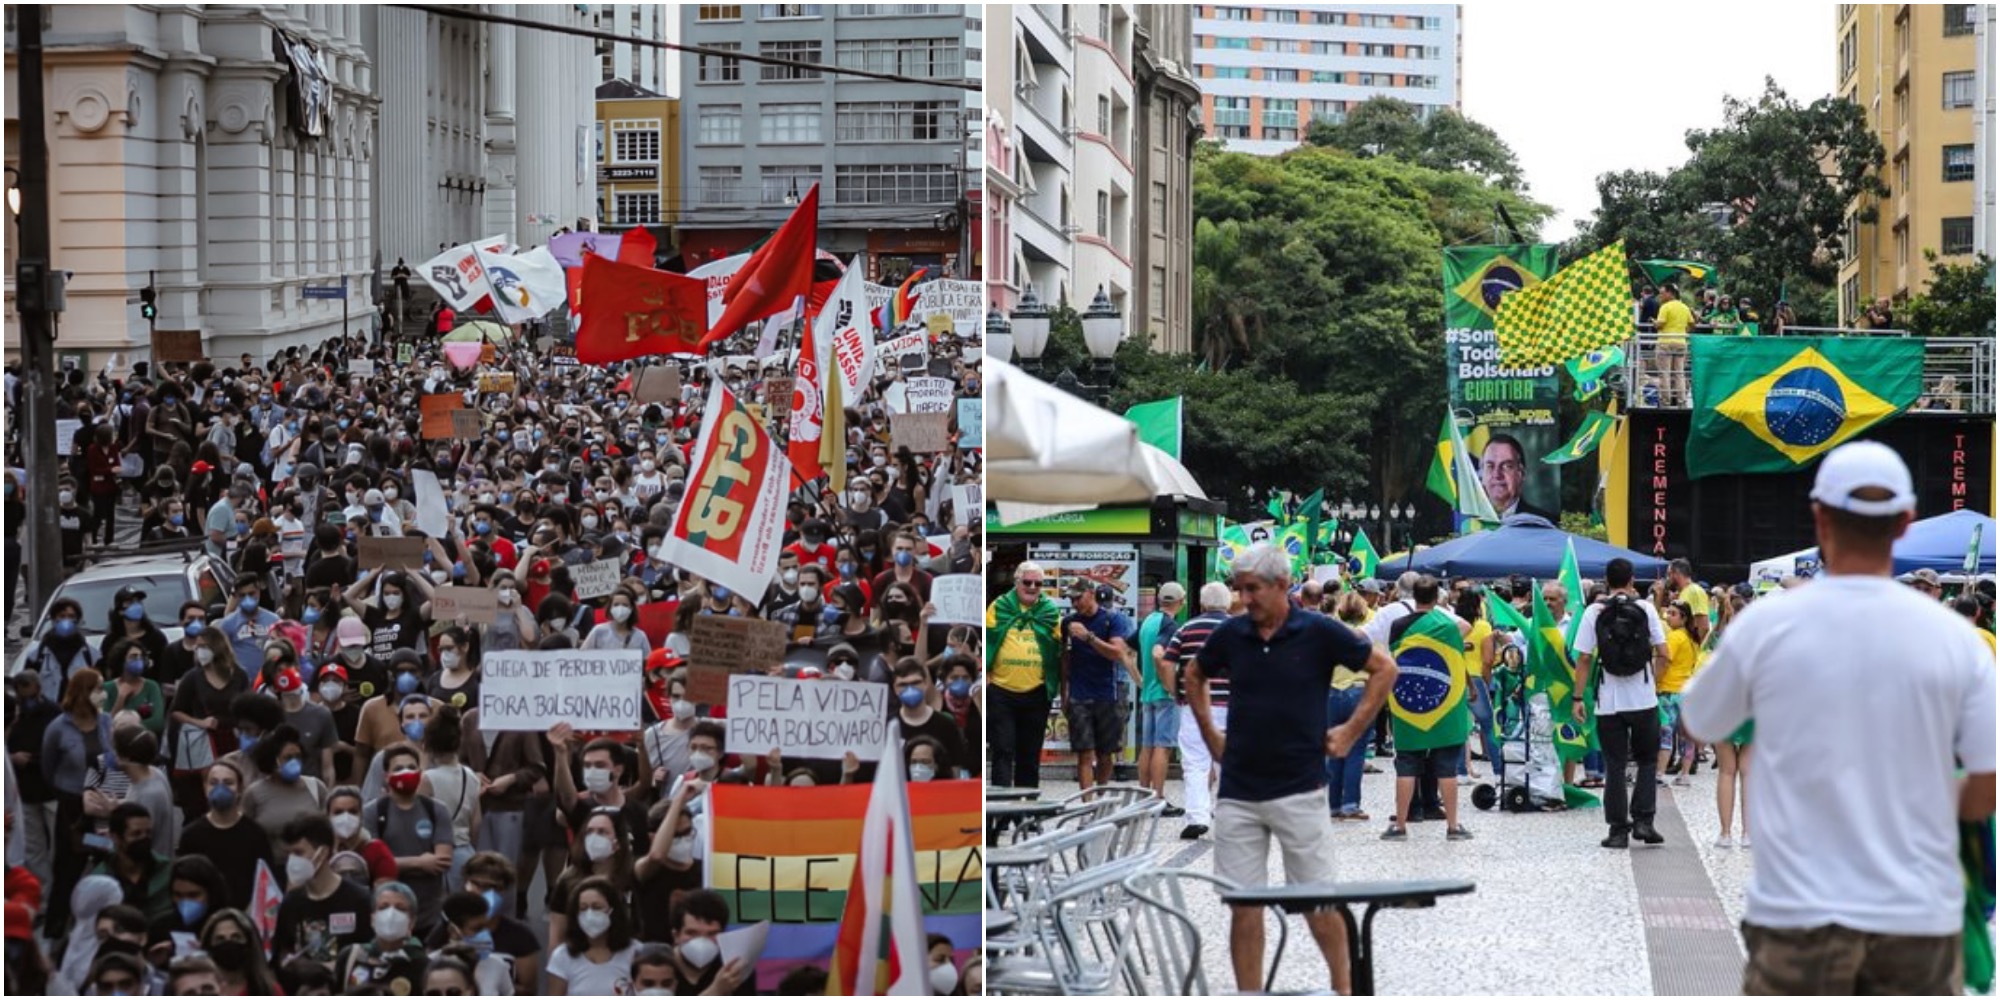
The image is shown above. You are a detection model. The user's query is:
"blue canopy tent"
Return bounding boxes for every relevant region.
[1380,515,1670,581]
[1760,509,1995,576]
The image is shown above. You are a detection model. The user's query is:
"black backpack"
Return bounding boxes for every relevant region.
[1594,594,1653,678]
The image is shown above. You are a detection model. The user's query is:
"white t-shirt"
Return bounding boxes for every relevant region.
[547,942,637,997]
[1681,574,1996,936]
[1570,595,1667,715]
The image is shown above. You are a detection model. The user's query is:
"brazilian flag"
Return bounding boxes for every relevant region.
[1689,338,1923,478]
[1636,259,1718,289]
[1346,528,1381,580]
[1542,410,1619,466]
[1389,609,1472,752]
[1444,245,1562,330]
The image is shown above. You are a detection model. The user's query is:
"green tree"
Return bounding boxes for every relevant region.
[1306,96,1525,190]
[1903,252,1997,338]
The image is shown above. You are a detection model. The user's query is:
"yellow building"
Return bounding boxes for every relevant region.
[594,79,680,242]
[1836,4,1984,325]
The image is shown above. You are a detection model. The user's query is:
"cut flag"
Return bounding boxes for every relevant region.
[711,183,820,345]
[574,255,708,364]
[1346,528,1381,581]
[1687,337,1922,478]
[1388,609,1472,752]
[1123,397,1184,459]
[892,267,930,329]
[475,245,568,325]
[817,256,876,407]
[826,730,930,996]
[419,235,513,313]
[1494,240,1632,369]
[656,384,790,601]
[618,226,658,268]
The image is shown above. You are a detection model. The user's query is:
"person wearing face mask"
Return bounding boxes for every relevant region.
[240,723,329,858]
[414,707,481,893]
[841,478,888,532]
[106,586,171,673]
[479,570,536,654]
[175,761,271,914]
[544,807,635,956]
[785,518,838,575]
[547,877,640,997]
[98,723,177,860]
[326,615,390,704]
[935,655,983,774]
[215,577,281,678]
[548,723,650,853]
[657,889,752,995]
[27,597,100,704]
[423,891,516,996]
[345,569,432,661]
[870,531,935,610]
[268,813,371,966]
[150,855,228,956]
[772,565,845,646]
[268,665,339,784]
[323,785,400,889]
[333,881,430,995]
[632,785,705,941]
[40,665,113,933]
[85,803,173,925]
[582,590,652,653]
[55,480,99,569]
[426,627,482,713]
[637,664,698,791]
[101,640,166,741]
[428,853,543,994]
[197,906,282,996]
[663,721,728,814]
[892,660,968,779]
[353,651,441,786]
[9,671,63,897]
[362,746,454,938]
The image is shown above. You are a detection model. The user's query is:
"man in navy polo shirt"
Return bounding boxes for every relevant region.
[1061,580,1136,791]
[1191,543,1397,995]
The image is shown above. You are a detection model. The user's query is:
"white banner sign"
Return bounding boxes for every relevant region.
[904,376,954,414]
[911,279,982,337]
[688,252,751,329]
[480,649,645,731]
[928,574,983,625]
[655,385,789,601]
[571,559,622,601]
[724,675,892,761]
[411,469,448,539]
[882,331,927,371]
[818,257,875,406]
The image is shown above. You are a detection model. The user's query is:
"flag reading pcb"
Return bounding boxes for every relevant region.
[726,675,892,761]
[656,384,789,602]
[480,650,645,731]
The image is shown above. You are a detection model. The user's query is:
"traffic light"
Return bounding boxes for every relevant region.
[140,282,156,322]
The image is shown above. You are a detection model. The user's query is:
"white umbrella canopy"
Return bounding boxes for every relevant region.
[1139,443,1206,500]
[984,359,1161,511]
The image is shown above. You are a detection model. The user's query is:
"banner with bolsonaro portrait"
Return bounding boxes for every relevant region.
[1443,246,1566,522]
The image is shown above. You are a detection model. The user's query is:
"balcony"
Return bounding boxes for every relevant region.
[1620,331,1993,413]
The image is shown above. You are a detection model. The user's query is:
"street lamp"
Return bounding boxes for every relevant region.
[1079,286,1123,406]
[1010,285,1050,376]
[984,306,1014,364]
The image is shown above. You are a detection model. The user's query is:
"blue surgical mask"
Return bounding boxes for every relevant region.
[727,607,743,617]
[239,596,258,612]
[303,607,322,625]
[395,672,419,695]
[124,603,147,622]
[402,719,426,741]
[278,758,303,783]
[52,618,77,638]
[237,732,259,752]
[465,927,495,959]
[475,520,492,535]
[821,606,841,625]
[338,418,351,430]
[170,514,185,526]
[894,551,915,568]
[947,679,972,699]
[713,585,730,601]
[839,561,856,576]
[183,619,205,636]
[499,491,514,504]
[898,686,924,708]
[482,888,505,918]
[125,657,146,676]
[176,898,208,927]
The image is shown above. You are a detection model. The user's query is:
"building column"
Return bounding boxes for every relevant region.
[483,4,518,239]
[372,6,427,265]
[514,3,568,246]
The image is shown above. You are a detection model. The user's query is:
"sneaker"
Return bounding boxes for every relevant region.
[1633,822,1664,846]
[1446,825,1474,841]
[1162,804,1186,818]
[1348,810,1369,822]
[1739,835,1751,849]
[1180,824,1208,841]
[1671,777,1691,788]
[1601,830,1629,849]
[1713,835,1735,849]
[1380,824,1408,841]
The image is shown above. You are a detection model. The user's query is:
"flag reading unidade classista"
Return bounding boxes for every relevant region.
[1389,609,1472,752]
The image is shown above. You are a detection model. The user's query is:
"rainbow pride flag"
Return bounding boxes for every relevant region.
[705,780,983,990]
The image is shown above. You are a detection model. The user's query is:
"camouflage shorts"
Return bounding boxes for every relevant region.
[1742,922,1960,996]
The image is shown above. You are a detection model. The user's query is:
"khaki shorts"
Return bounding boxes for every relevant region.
[1742,922,1960,996]
[1213,789,1337,892]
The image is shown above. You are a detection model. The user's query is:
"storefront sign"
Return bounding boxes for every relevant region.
[986,506,1151,536]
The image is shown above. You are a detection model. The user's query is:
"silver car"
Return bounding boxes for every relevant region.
[8,550,229,675]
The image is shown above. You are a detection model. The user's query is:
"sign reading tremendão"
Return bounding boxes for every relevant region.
[480,649,645,731]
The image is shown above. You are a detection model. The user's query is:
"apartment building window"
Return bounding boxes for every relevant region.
[1945,4,1977,36]
[1841,276,1860,322]
[1264,127,1299,142]
[1942,217,1974,254]
[759,40,823,80]
[696,105,741,144]
[1896,223,1909,267]
[1151,181,1166,225]
[836,100,958,141]
[1213,36,1250,50]
[760,165,821,203]
[838,4,942,14]
[1214,124,1251,139]
[1213,6,1252,20]
[1150,266,1166,317]
[834,37,960,78]
[1839,26,1858,80]
[610,119,660,163]
[1308,40,1344,55]
[1359,42,1394,57]
[1897,156,1910,193]
[1358,13,1396,28]
[1311,10,1344,24]
[1944,71,1976,108]
[1421,15,1442,29]
[1843,213,1860,262]
[697,5,742,20]
[1418,75,1439,89]
[762,102,822,142]
[759,4,822,17]
[699,165,743,204]
[613,193,661,224]
[698,43,741,83]
[1096,191,1110,237]
[1262,99,1296,134]
[833,163,957,204]
[1097,95,1112,134]
[1268,9,1299,23]
[1098,4,1111,39]
[1211,66,1251,79]
[1356,72,1383,86]
[1944,144,1976,181]
[1311,70,1345,83]
[1212,96,1250,128]
[1309,99,1347,123]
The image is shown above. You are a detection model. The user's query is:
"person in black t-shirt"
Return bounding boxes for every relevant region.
[891,659,968,778]
[270,813,372,965]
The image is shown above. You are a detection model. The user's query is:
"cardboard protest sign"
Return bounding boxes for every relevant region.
[891,412,951,453]
[396,343,415,364]
[432,585,499,624]
[479,649,645,731]
[571,559,622,600]
[420,394,467,439]
[724,675,892,761]
[450,409,482,439]
[348,358,377,377]
[904,376,954,414]
[358,536,426,569]
[884,331,928,372]
[686,615,789,703]
[763,376,795,411]
[634,364,681,404]
[477,372,517,394]
[928,574,983,625]
[913,279,982,338]
[152,330,204,363]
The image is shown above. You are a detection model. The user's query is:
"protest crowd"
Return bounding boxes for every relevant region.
[2,199,988,996]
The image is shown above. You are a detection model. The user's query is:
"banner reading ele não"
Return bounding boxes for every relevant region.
[480,649,644,731]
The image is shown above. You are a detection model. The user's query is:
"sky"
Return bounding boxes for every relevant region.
[1463,5,1837,242]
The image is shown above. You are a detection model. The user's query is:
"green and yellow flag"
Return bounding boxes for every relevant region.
[1688,338,1923,478]
[1543,410,1620,466]
[1123,397,1183,459]
[1428,411,1500,524]
[1347,528,1381,581]
[1388,609,1472,752]
[1636,259,1718,289]
[1495,240,1631,368]
[1565,344,1625,402]
[1558,539,1586,645]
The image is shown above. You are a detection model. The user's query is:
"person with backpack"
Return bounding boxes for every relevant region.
[1570,557,1669,849]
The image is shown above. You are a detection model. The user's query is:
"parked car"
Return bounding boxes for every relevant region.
[8,549,228,677]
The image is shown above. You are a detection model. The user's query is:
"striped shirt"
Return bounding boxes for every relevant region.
[1166,611,1231,708]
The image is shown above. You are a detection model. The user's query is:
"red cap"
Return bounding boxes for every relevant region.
[4,901,33,941]
[190,460,214,474]
[318,663,349,684]
[273,668,304,694]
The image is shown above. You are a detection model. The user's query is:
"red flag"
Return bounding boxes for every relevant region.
[250,859,283,958]
[787,311,827,484]
[617,226,658,268]
[708,183,819,345]
[566,265,585,314]
[574,255,707,364]
[892,266,928,329]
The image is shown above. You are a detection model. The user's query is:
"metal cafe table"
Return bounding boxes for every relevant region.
[1219,877,1476,996]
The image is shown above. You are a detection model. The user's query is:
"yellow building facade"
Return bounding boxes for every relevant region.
[1836,4,1983,325]
[593,80,681,241]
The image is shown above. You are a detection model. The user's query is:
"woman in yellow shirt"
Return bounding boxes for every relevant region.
[1657,601,1700,786]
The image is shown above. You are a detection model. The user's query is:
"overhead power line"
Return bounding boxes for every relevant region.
[389,4,978,93]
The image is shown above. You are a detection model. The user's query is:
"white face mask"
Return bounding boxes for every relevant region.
[583,832,615,862]
[583,766,614,793]
[286,852,317,887]
[667,836,696,865]
[383,488,399,501]
[929,962,960,995]
[909,763,937,783]
[319,682,345,703]
[583,514,600,530]
[195,647,215,666]
[497,588,516,606]
[678,935,720,969]
[372,906,411,940]
[688,751,717,774]
[672,699,696,721]
[382,593,403,611]
[331,812,362,840]
[833,663,856,682]
[439,651,460,670]
[610,605,632,623]
[577,908,612,940]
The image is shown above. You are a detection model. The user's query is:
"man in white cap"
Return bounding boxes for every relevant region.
[1683,440,1995,995]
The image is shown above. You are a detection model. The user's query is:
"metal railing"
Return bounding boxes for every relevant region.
[1620,331,1994,413]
